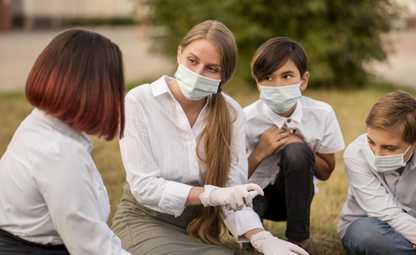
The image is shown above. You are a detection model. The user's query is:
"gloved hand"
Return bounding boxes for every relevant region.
[250,231,309,255]
[199,183,264,211]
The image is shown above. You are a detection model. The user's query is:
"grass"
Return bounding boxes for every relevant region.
[1,81,414,255]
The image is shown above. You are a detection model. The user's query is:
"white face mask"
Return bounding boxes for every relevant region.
[174,64,221,101]
[259,82,302,113]
[364,142,412,173]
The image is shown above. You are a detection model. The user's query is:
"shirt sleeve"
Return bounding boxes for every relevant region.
[345,155,416,244]
[317,108,345,154]
[120,94,192,217]
[36,144,130,255]
[223,106,264,238]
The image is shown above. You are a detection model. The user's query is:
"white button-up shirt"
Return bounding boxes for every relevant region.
[245,98,345,189]
[0,109,130,255]
[338,134,416,243]
[120,76,263,238]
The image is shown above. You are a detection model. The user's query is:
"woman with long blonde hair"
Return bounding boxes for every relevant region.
[112,20,307,255]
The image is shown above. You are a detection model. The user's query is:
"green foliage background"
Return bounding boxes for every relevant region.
[144,0,399,88]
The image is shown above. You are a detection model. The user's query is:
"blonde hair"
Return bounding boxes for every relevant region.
[366,90,416,144]
[179,20,239,248]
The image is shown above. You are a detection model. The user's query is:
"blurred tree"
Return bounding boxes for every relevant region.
[144,0,399,88]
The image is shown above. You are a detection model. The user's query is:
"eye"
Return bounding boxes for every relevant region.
[207,66,220,73]
[283,74,294,79]
[187,57,197,65]
[367,139,375,145]
[265,75,273,81]
[385,146,398,152]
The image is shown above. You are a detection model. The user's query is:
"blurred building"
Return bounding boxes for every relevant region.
[1,0,140,31]
[396,0,416,28]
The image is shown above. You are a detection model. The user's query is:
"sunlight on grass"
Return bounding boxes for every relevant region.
[1,82,414,255]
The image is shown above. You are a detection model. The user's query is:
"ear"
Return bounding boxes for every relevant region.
[300,71,310,92]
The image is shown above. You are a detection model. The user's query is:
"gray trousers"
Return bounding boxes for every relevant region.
[111,184,237,255]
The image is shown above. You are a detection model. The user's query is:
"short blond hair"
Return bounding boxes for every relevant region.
[366,91,416,143]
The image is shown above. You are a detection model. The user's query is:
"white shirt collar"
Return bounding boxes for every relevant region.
[31,108,92,151]
[408,152,416,169]
[151,75,174,97]
[151,75,210,125]
[260,99,303,128]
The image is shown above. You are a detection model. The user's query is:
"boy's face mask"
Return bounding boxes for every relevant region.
[174,64,221,101]
[259,82,302,113]
[364,142,412,173]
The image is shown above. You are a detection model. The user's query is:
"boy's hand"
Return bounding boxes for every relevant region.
[282,132,304,146]
[254,126,290,161]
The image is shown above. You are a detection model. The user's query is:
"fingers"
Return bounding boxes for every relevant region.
[243,195,253,208]
[234,193,245,211]
[242,184,264,208]
[265,126,280,134]
[272,133,290,152]
[264,126,284,141]
[245,183,264,196]
[244,190,261,207]
[288,243,309,255]
[275,131,290,141]
[221,184,266,211]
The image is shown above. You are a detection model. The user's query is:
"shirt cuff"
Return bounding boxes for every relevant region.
[158,181,192,217]
[317,143,345,154]
[223,207,264,239]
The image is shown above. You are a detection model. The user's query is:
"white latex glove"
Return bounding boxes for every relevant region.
[199,183,264,211]
[250,231,309,255]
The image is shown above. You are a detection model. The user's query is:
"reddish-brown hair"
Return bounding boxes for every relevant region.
[26,29,125,140]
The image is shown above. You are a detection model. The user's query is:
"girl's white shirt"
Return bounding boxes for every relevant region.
[0,109,130,254]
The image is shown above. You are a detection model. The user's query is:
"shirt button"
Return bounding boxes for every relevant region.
[287,119,291,123]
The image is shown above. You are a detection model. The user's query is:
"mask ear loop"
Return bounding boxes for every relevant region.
[403,145,414,163]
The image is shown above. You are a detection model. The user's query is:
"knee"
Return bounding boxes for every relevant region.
[343,218,391,254]
[200,247,234,255]
[281,143,315,172]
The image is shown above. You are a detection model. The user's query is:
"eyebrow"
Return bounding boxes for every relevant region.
[367,135,399,148]
[281,70,295,75]
[188,52,221,67]
[187,53,200,60]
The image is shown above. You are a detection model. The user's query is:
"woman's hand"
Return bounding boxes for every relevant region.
[250,231,309,255]
[199,183,264,211]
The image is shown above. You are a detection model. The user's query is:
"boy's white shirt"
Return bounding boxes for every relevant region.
[244,97,345,189]
[338,134,416,244]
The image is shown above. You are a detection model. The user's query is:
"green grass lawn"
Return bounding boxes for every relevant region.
[0,81,414,255]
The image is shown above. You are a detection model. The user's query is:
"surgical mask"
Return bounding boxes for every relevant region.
[259,82,302,113]
[174,64,220,101]
[364,142,412,173]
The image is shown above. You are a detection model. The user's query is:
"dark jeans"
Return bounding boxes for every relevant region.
[0,229,69,255]
[253,143,315,242]
[342,217,416,255]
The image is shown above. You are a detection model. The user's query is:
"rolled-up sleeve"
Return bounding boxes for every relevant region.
[120,94,192,217]
[223,106,263,238]
[345,155,416,244]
